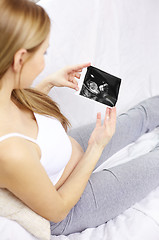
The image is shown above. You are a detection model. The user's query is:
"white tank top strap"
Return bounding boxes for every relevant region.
[0,133,39,145]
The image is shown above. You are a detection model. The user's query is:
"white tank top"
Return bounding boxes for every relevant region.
[0,113,72,185]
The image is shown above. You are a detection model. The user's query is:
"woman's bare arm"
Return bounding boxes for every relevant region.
[0,107,116,222]
[0,138,103,222]
[34,79,53,94]
[34,63,91,94]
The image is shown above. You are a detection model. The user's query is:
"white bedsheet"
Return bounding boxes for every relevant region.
[1,0,159,239]
[50,128,159,240]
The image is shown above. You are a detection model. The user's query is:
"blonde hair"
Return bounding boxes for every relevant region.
[0,0,70,131]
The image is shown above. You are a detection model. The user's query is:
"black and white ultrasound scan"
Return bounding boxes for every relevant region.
[78,66,121,107]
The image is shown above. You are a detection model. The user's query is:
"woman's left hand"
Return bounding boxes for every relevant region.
[44,62,91,91]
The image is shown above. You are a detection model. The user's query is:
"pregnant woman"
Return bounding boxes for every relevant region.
[1,0,159,236]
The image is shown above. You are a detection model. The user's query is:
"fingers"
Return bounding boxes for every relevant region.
[104,107,110,126]
[66,81,79,91]
[72,73,81,79]
[69,76,79,90]
[96,112,101,127]
[104,107,116,127]
[106,107,111,120]
[75,73,81,79]
[68,62,91,73]
[110,107,116,124]
[69,76,78,84]
[74,62,91,71]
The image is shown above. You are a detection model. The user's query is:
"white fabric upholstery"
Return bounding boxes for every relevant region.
[0,189,50,240]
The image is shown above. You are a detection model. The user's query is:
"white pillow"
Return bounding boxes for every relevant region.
[0,188,50,240]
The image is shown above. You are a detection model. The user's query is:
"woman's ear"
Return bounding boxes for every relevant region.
[12,49,28,73]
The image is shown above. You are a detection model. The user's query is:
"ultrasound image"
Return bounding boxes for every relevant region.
[79,66,121,107]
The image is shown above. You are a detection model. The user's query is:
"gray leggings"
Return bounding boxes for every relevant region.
[50,96,159,236]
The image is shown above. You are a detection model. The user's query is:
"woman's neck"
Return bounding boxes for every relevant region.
[0,71,16,109]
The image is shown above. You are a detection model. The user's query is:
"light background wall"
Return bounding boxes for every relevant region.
[34,0,159,129]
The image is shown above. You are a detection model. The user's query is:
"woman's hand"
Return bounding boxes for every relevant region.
[44,62,91,90]
[88,107,116,149]
[35,62,91,94]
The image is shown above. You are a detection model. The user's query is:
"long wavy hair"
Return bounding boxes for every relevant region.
[0,0,70,131]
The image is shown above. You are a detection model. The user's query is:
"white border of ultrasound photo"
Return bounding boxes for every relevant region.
[74,67,87,95]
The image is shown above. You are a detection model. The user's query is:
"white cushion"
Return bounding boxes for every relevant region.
[0,189,50,240]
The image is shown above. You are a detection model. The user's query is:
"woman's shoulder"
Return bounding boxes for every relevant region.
[0,136,40,188]
[0,109,40,163]
[0,120,21,161]
[0,136,39,167]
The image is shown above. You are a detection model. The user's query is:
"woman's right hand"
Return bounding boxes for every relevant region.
[88,107,116,149]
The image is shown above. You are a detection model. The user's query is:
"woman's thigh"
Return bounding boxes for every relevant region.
[50,144,159,236]
[68,96,159,170]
